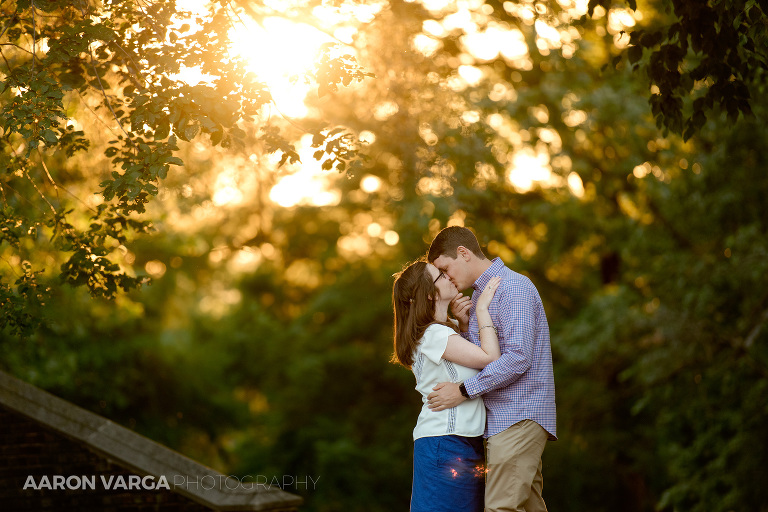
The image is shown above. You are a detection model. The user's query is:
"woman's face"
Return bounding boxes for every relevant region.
[427,263,457,301]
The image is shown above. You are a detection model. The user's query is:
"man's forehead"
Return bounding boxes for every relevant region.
[433,254,453,268]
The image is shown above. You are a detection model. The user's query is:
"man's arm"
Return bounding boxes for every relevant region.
[462,285,536,398]
[426,298,474,410]
[428,284,535,410]
[427,382,465,410]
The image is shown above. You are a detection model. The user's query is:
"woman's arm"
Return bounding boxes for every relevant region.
[442,277,502,369]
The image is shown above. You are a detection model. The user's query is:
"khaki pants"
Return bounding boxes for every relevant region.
[485,420,548,512]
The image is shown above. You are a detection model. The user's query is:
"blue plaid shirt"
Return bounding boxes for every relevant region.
[462,258,557,440]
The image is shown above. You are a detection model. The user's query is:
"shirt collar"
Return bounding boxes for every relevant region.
[472,257,504,292]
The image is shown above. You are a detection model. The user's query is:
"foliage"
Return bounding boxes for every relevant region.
[589,0,768,139]
[0,259,48,336]
[1,0,767,512]
[0,0,371,334]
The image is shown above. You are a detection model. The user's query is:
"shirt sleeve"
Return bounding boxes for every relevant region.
[463,284,535,397]
[419,325,452,365]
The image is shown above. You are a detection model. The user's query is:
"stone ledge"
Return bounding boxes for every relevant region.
[0,370,302,512]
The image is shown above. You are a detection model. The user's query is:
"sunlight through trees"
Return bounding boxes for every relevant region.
[2,0,767,511]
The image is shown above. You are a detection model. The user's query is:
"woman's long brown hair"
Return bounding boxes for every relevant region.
[391,260,457,369]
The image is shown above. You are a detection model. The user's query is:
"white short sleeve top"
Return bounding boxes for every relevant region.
[411,324,486,440]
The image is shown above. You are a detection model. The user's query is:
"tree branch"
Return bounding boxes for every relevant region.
[89,49,132,141]
[0,7,18,42]
[36,151,59,203]
[73,89,120,138]
[265,94,313,133]
[107,39,148,88]
[37,150,99,215]
[228,0,352,48]
[0,253,22,278]
[745,306,768,349]
[0,42,36,55]
[1,176,49,215]
[0,46,12,72]
[29,0,38,71]
[23,168,56,215]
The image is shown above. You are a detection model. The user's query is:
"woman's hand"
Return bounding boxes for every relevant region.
[476,276,501,312]
[450,293,472,331]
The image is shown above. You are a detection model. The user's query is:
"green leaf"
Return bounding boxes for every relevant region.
[183,124,199,140]
[210,128,223,146]
[42,129,58,143]
[155,122,170,140]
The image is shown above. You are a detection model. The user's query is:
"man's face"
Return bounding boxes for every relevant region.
[433,252,470,291]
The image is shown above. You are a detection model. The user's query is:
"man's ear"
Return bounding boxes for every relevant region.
[457,246,472,261]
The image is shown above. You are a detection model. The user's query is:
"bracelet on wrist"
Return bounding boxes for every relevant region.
[480,325,498,334]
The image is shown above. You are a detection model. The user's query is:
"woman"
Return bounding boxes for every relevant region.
[392,259,501,512]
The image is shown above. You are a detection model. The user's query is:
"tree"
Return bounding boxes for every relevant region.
[0,0,370,335]
[587,0,768,139]
[2,1,767,511]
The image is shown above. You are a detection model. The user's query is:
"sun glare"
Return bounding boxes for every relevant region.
[268,135,342,208]
[170,1,355,210]
[228,17,334,118]
[172,1,335,117]
[212,169,244,207]
[508,149,552,192]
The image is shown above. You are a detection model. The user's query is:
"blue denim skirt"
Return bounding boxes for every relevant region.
[410,435,485,512]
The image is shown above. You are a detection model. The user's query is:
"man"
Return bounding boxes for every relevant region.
[426,226,556,512]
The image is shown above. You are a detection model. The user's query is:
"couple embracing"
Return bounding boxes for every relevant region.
[392,226,557,512]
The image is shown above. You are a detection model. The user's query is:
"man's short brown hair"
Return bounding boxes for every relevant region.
[427,226,486,262]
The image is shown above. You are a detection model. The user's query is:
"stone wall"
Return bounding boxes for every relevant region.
[0,405,212,512]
